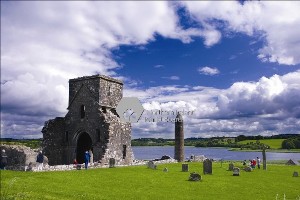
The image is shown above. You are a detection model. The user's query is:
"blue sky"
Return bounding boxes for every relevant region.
[1,1,300,139]
[114,34,298,89]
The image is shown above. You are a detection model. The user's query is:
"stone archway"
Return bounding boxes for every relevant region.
[76,132,92,164]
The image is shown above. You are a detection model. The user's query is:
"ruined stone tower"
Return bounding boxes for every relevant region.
[42,75,134,165]
[174,113,184,162]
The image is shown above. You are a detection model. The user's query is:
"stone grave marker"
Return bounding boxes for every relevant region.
[189,172,202,181]
[147,161,157,170]
[203,159,212,174]
[182,163,189,172]
[244,166,252,172]
[228,163,234,171]
[233,167,240,176]
[109,158,115,168]
[293,171,298,177]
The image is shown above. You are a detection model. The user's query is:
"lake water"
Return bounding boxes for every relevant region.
[132,146,300,161]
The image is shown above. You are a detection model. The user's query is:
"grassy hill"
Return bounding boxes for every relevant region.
[238,139,285,149]
[1,162,300,200]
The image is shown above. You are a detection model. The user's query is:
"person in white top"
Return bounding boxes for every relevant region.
[256,157,261,169]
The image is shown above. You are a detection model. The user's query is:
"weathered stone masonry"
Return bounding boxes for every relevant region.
[42,75,134,165]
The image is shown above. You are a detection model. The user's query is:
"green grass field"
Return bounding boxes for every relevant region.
[1,162,300,200]
[238,139,285,149]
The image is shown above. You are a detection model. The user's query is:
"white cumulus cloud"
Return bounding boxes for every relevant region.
[198,66,220,76]
[180,1,300,65]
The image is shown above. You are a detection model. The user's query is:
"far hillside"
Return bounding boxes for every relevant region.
[0,138,42,149]
[237,139,284,149]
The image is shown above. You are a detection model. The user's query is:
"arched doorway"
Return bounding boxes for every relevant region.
[76,132,92,163]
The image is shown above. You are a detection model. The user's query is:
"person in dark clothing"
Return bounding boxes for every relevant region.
[36,151,44,171]
[0,149,8,170]
[242,160,247,166]
[84,151,90,169]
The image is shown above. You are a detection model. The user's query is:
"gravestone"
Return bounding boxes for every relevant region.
[293,171,299,177]
[109,158,115,168]
[203,159,212,174]
[182,163,189,172]
[228,163,234,171]
[147,161,157,170]
[189,172,202,181]
[233,167,240,176]
[163,167,168,172]
[244,166,252,172]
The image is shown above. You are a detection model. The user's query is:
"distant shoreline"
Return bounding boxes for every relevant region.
[132,145,300,153]
[229,148,300,153]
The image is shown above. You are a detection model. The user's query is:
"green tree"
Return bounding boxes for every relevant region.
[282,139,296,149]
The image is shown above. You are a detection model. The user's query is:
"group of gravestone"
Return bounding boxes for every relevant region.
[147,159,299,181]
[228,162,299,177]
[146,158,300,182]
[147,159,214,181]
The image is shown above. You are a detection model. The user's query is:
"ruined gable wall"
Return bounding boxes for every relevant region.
[65,85,107,163]
[42,117,65,165]
[69,76,100,107]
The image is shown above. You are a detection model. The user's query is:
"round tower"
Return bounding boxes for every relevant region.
[174,113,184,162]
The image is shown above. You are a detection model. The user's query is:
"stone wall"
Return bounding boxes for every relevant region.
[0,145,38,170]
[68,75,101,107]
[99,76,123,108]
[100,108,134,165]
[42,117,65,165]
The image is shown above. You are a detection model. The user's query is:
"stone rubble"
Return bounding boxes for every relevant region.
[1,144,185,172]
[189,155,206,162]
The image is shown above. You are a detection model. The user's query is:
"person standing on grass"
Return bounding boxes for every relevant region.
[0,149,8,170]
[84,151,90,170]
[242,160,247,166]
[89,149,93,165]
[36,150,44,171]
[252,159,257,169]
[257,157,261,169]
[249,159,253,167]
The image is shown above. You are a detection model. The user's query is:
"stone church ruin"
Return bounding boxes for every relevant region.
[42,75,134,166]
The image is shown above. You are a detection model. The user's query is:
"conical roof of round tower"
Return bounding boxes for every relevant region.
[175,113,183,121]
